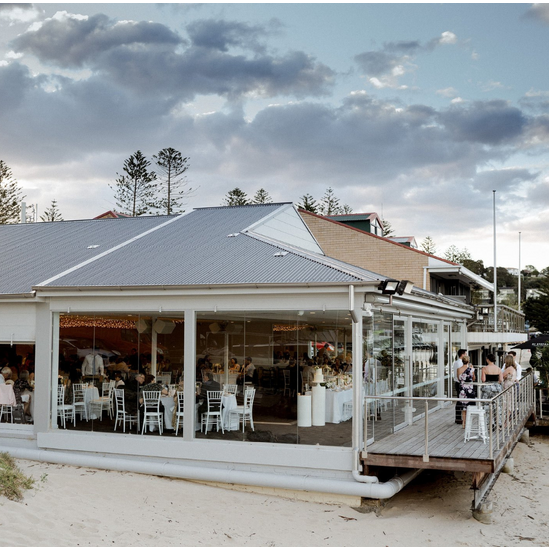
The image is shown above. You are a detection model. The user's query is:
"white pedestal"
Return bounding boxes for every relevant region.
[311,385,326,426]
[297,394,312,427]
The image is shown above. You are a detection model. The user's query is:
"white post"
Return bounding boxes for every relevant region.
[518,232,522,312]
[21,202,26,223]
[493,190,498,330]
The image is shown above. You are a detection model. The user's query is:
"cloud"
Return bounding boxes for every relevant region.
[436,87,459,98]
[524,3,549,25]
[355,31,458,89]
[11,12,334,101]
[12,11,182,68]
[186,18,282,54]
[0,3,41,24]
[437,100,526,145]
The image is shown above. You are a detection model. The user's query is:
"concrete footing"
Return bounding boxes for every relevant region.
[473,500,493,524]
[520,430,530,445]
[502,458,514,475]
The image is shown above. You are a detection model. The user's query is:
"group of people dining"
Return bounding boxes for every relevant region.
[454,349,522,428]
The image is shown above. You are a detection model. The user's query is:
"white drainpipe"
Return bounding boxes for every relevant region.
[2,446,423,500]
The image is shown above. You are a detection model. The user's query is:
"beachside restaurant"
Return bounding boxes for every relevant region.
[0,204,533,506]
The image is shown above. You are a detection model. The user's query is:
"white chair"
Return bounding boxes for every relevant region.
[174,391,185,436]
[0,384,16,423]
[57,385,75,429]
[201,391,224,434]
[342,401,353,422]
[464,406,488,444]
[141,390,163,435]
[223,384,238,395]
[113,389,139,433]
[229,387,256,433]
[72,383,88,422]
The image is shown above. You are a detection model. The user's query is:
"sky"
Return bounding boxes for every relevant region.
[0,2,548,270]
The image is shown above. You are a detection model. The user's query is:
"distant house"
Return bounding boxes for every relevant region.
[326,212,384,236]
[94,210,131,219]
[387,236,418,249]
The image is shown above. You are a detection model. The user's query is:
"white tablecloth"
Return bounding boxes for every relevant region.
[221,394,238,430]
[160,395,175,430]
[325,388,353,424]
[84,386,100,420]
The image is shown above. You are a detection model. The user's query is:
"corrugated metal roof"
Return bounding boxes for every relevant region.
[0,204,383,295]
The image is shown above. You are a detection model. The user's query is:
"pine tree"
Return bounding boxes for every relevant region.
[223,188,249,206]
[296,194,318,213]
[382,219,394,237]
[341,204,353,214]
[110,151,157,216]
[40,200,63,222]
[153,148,191,215]
[0,160,25,224]
[420,236,437,255]
[319,187,341,216]
[252,188,272,204]
[444,245,472,264]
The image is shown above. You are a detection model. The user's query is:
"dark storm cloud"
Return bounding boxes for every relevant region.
[11,13,333,100]
[12,13,182,68]
[354,51,401,77]
[437,100,526,145]
[0,61,37,111]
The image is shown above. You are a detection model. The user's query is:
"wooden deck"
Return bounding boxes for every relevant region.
[361,405,530,474]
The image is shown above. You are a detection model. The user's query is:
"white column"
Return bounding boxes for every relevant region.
[35,304,55,433]
[183,310,196,441]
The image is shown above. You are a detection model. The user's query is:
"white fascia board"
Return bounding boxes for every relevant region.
[427,265,494,291]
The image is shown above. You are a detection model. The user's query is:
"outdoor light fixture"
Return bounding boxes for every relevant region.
[378,279,400,294]
[377,279,414,296]
[396,280,414,295]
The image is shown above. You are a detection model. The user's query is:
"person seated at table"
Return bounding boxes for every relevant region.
[238,357,255,384]
[124,373,145,416]
[13,369,33,420]
[229,357,241,373]
[113,372,125,389]
[140,374,168,396]
[1,367,13,386]
[197,371,221,416]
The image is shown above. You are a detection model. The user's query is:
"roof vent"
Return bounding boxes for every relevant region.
[274,251,288,257]
[227,233,239,238]
[87,245,100,249]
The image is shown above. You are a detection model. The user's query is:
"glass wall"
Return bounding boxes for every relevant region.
[0,343,35,425]
[195,310,353,446]
[55,313,184,434]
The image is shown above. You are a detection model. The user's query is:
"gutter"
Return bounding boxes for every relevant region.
[1,446,422,500]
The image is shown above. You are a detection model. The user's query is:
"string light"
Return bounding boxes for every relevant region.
[59,315,185,330]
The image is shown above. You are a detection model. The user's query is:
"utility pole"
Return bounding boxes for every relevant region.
[518,231,522,312]
[493,190,498,330]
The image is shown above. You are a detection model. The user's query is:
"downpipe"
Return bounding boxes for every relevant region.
[2,446,422,500]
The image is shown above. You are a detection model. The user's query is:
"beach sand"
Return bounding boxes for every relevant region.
[0,432,547,547]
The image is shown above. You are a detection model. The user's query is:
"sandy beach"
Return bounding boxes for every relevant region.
[0,431,547,547]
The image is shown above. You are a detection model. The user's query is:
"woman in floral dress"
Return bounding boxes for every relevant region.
[457,355,476,428]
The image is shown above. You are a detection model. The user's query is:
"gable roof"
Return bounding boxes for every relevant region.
[0,204,385,296]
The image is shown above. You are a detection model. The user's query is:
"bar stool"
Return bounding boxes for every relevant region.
[464,406,488,444]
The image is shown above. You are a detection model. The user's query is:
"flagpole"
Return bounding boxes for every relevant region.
[518,232,522,312]
[493,190,497,331]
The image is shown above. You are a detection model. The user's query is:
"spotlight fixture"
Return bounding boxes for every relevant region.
[378,279,400,295]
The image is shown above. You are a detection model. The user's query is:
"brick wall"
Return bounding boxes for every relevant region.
[300,211,433,289]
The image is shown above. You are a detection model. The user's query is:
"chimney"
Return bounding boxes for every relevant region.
[21,202,26,224]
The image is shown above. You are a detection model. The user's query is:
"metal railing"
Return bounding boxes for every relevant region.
[469,304,525,333]
[363,372,534,461]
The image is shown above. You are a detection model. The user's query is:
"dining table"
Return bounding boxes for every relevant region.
[160,395,176,430]
[324,387,353,424]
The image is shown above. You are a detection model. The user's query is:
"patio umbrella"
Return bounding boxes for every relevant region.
[511,334,549,351]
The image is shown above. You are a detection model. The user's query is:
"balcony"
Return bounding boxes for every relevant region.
[468,304,525,334]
